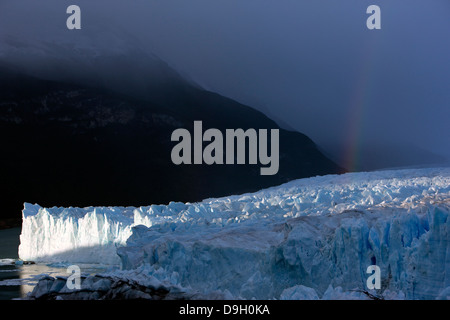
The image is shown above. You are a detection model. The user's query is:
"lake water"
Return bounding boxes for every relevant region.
[0,227,109,300]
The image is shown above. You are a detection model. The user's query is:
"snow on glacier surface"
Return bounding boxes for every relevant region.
[19,167,450,299]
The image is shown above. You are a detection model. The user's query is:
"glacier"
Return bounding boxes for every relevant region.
[20,167,450,299]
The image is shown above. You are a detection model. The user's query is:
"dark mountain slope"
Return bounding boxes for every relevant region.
[0,67,343,223]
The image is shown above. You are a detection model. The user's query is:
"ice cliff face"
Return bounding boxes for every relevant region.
[19,204,135,264]
[118,202,449,300]
[20,167,450,299]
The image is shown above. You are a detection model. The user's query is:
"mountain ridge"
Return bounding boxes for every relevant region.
[0,64,343,223]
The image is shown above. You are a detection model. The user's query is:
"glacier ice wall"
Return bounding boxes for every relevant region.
[19,167,450,299]
[19,201,206,264]
[19,204,136,264]
[118,203,450,299]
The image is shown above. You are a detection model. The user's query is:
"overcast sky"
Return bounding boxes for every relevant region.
[1,0,449,163]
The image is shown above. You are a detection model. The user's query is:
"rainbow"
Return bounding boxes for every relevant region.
[342,35,379,172]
